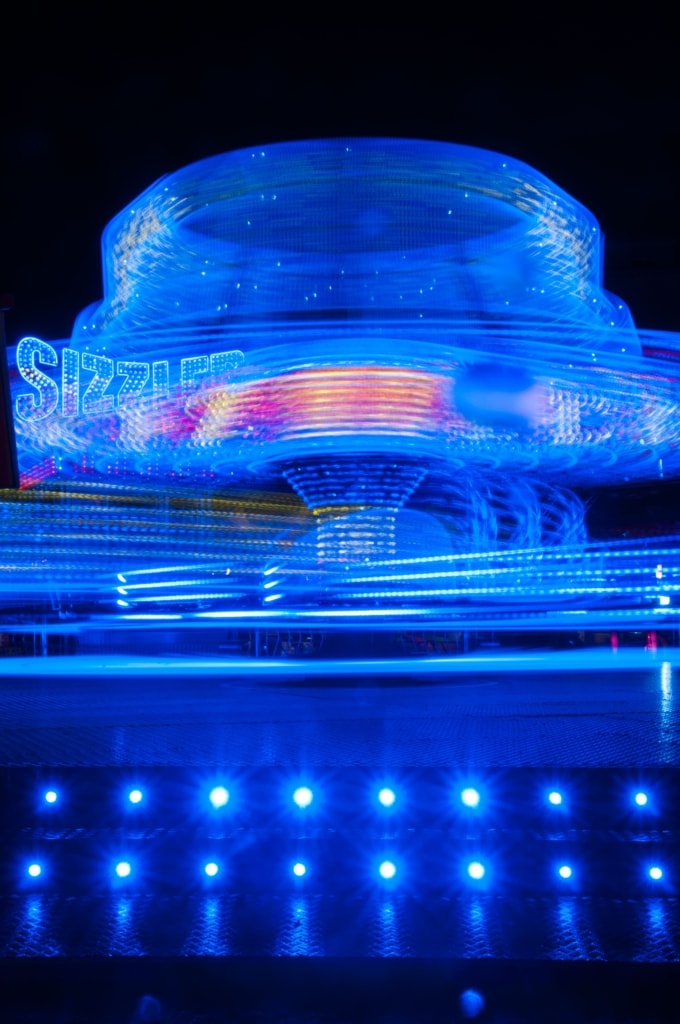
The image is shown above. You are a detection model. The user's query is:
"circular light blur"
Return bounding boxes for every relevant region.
[115,861,131,878]
[204,862,219,877]
[293,786,313,809]
[379,860,397,880]
[378,787,396,807]
[461,788,480,808]
[649,866,663,881]
[292,862,307,877]
[634,791,649,807]
[27,863,41,878]
[548,790,563,806]
[460,989,485,1019]
[128,789,143,805]
[44,790,58,804]
[467,861,485,880]
[209,786,230,809]
[558,864,573,879]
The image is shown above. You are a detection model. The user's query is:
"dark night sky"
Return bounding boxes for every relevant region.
[1,18,678,344]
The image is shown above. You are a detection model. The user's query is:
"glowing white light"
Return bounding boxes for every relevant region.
[378,787,396,807]
[548,790,563,806]
[128,789,143,804]
[659,595,671,606]
[649,866,663,881]
[558,864,573,879]
[293,786,313,808]
[379,860,396,879]
[27,863,41,878]
[115,861,131,878]
[461,787,480,808]
[292,862,307,877]
[467,861,485,880]
[634,791,649,807]
[44,790,58,804]
[209,786,230,809]
[204,862,219,877]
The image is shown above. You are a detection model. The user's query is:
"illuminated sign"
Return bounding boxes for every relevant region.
[15,337,245,421]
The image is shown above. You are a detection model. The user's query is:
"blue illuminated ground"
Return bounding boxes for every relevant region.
[1,648,679,1022]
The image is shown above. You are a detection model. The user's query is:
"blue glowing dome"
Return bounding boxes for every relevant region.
[72,137,633,350]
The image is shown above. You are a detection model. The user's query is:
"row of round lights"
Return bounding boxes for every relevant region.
[37,786,657,810]
[24,860,309,880]
[40,785,384,809]
[24,859,666,882]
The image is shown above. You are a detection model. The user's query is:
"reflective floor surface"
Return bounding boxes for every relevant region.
[1,649,679,1022]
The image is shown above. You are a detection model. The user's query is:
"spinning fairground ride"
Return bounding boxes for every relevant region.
[4,137,680,653]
